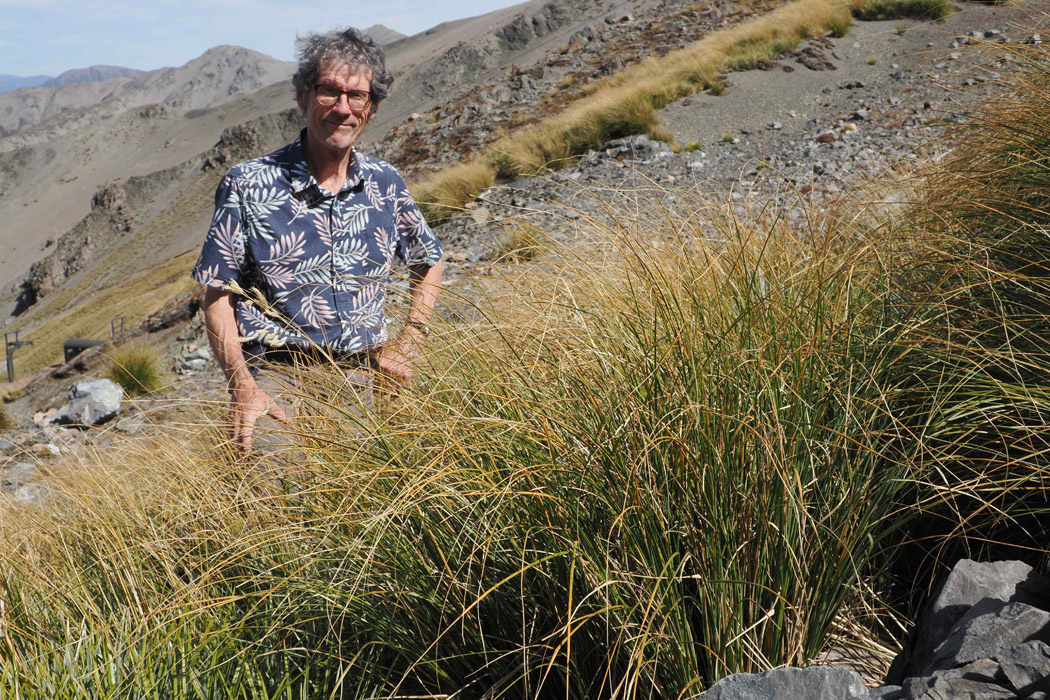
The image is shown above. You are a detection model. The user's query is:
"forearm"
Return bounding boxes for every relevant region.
[203,286,257,391]
[405,259,443,327]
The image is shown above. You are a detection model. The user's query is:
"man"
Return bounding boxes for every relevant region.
[192,27,443,453]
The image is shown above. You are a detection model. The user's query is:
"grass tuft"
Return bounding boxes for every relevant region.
[106,342,166,396]
[853,0,952,21]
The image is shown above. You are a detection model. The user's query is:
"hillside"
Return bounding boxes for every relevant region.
[0,0,1049,694]
[0,0,658,343]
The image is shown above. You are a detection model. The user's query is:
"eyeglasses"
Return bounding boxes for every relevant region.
[313,84,372,111]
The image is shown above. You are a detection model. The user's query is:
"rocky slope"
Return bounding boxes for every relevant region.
[0,0,656,322]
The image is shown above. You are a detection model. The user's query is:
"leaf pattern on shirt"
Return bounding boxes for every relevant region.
[213,215,244,271]
[312,214,334,247]
[364,178,392,210]
[239,302,301,347]
[335,203,370,238]
[193,137,443,354]
[240,160,279,186]
[297,289,337,327]
[264,231,307,265]
[292,253,333,285]
[373,227,395,267]
[333,236,367,271]
[245,187,289,215]
[196,263,221,287]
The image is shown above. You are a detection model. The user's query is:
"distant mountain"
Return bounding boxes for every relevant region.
[0,45,295,134]
[365,24,409,45]
[131,45,295,111]
[43,65,145,87]
[0,74,52,93]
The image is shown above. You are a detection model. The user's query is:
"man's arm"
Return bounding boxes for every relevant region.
[203,286,287,451]
[377,259,444,384]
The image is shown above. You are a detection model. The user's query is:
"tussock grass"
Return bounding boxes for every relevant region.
[106,342,166,396]
[2,9,1049,700]
[875,46,1050,595]
[853,0,952,21]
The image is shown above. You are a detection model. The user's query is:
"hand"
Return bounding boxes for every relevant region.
[376,341,415,393]
[230,384,289,453]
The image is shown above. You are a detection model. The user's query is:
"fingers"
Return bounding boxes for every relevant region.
[230,389,282,453]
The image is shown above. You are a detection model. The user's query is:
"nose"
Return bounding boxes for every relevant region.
[331,94,354,115]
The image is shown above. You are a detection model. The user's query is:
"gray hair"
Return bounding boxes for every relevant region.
[293,27,394,113]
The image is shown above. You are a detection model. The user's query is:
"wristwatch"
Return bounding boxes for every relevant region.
[406,320,431,337]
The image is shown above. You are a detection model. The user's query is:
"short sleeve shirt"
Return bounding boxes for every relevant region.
[192,131,442,357]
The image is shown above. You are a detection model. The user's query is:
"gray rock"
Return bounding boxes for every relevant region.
[890,560,1050,681]
[870,686,904,700]
[903,673,1013,700]
[925,599,1050,675]
[14,482,49,505]
[997,640,1050,696]
[1,461,37,492]
[697,666,869,700]
[52,379,123,427]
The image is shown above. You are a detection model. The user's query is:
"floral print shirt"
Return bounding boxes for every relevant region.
[192,131,442,359]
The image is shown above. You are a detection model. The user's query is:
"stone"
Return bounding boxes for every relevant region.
[997,640,1050,696]
[903,673,1014,700]
[14,482,49,504]
[869,686,903,700]
[33,407,58,427]
[52,379,123,427]
[925,600,1050,675]
[697,666,868,700]
[30,443,59,457]
[890,560,1050,681]
[1,462,37,492]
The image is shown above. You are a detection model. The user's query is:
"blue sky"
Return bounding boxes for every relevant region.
[1,0,526,77]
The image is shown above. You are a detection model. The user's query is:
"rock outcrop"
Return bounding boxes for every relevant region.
[694,560,1050,700]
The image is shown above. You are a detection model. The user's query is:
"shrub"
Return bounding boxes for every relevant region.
[106,342,165,396]
[853,0,952,21]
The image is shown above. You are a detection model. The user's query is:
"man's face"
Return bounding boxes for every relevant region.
[297,59,373,155]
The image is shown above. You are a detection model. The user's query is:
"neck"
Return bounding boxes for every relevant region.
[304,136,353,194]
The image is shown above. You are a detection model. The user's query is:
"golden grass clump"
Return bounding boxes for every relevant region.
[106,341,166,396]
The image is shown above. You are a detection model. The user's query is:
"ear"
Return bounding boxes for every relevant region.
[296,88,307,113]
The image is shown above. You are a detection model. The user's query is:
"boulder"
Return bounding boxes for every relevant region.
[924,600,1050,675]
[696,666,869,700]
[889,559,1050,681]
[51,379,123,427]
[998,640,1050,696]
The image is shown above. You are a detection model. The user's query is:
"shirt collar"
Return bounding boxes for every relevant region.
[289,128,365,197]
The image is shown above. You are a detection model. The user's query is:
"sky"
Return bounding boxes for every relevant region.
[0,0,527,77]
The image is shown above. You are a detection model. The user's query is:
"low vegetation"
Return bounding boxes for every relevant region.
[853,0,952,22]
[1,50,1049,695]
[106,342,166,396]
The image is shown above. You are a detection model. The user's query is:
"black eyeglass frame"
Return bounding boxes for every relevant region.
[312,84,372,111]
